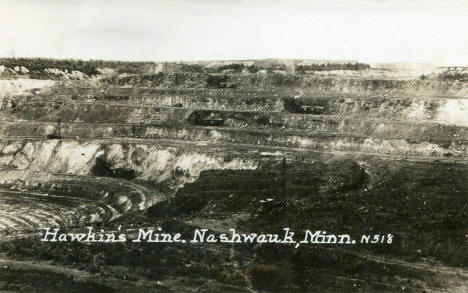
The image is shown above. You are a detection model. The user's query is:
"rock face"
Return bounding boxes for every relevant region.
[0,60,467,292]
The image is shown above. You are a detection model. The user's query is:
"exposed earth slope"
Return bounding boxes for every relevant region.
[0,59,467,292]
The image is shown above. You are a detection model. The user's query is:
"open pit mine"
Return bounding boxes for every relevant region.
[0,59,467,292]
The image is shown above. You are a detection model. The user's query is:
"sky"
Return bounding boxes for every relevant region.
[0,0,467,65]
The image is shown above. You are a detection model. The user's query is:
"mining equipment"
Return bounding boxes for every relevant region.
[202,112,224,126]
[189,111,224,126]
[301,105,325,114]
[219,82,237,88]
[46,119,63,139]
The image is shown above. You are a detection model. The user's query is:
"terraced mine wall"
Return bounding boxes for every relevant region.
[5,90,468,126]
[0,139,258,184]
[97,73,468,96]
[2,85,468,159]
[0,124,465,158]
[1,70,467,292]
[2,75,468,213]
[4,98,468,131]
[0,138,260,235]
